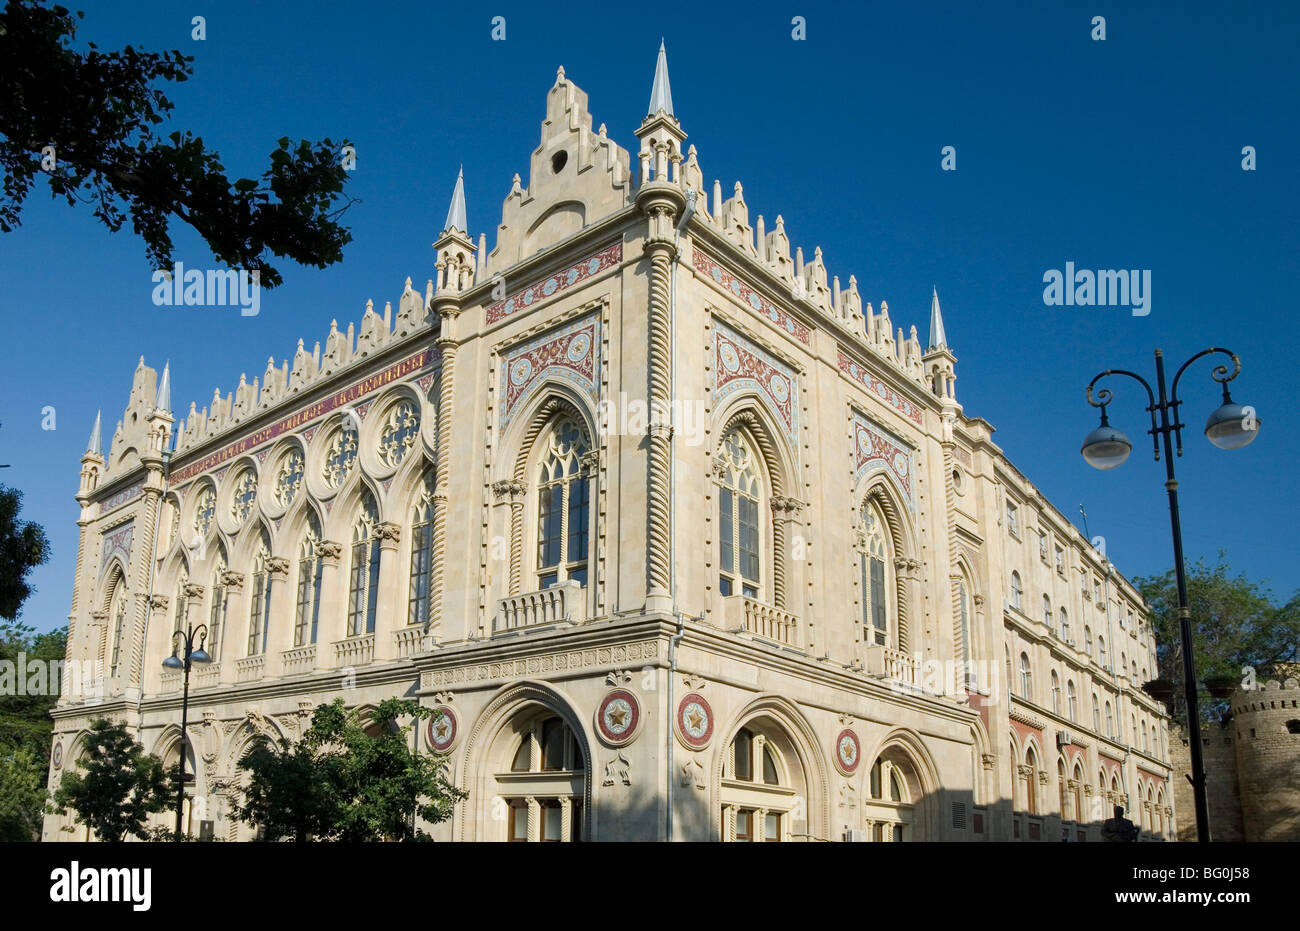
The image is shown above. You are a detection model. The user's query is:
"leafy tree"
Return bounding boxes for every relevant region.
[49,717,171,841]
[0,485,50,621]
[0,0,355,288]
[234,698,465,842]
[1136,555,1300,726]
[0,621,65,840]
[0,746,47,841]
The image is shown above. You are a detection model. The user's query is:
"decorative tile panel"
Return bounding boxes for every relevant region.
[693,248,811,346]
[500,314,601,432]
[486,242,622,325]
[95,481,143,516]
[853,412,915,510]
[712,320,800,457]
[953,446,972,467]
[101,521,134,575]
[838,349,925,426]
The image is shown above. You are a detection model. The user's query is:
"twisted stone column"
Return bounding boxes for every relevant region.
[645,241,673,603]
[429,338,457,632]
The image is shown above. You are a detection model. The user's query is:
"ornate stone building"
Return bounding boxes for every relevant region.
[44,46,1174,842]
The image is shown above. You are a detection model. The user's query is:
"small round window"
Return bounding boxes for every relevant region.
[551,150,568,174]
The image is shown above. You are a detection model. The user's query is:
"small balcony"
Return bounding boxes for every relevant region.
[495,580,586,634]
[393,626,424,659]
[235,655,265,683]
[281,644,317,677]
[195,663,222,689]
[723,596,800,648]
[864,645,918,688]
[333,633,375,668]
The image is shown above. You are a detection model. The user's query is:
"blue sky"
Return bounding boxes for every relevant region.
[1,1,1296,633]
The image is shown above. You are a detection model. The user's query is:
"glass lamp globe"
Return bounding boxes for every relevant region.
[190,647,212,664]
[1081,417,1132,470]
[161,654,183,670]
[1205,399,1260,451]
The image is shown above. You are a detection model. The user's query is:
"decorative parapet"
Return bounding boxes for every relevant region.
[281,644,317,677]
[235,655,265,683]
[333,633,374,668]
[864,644,918,688]
[195,663,221,689]
[393,626,424,659]
[495,581,587,634]
[724,595,799,648]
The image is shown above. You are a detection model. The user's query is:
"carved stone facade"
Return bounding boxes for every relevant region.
[46,49,1173,843]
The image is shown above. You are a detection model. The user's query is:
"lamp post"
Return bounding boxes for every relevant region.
[1081,348,1260,843]
[162,623,212,840]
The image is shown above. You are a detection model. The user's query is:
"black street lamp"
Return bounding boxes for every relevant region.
[1081,347,1259,844]
[162,623,212,840]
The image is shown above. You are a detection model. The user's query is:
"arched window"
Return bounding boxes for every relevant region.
[408,470,436,626]
[208,547,227,662]
[1121,651,1127,675]
[1092,692,1100,732]
[1019,652,1032,699]
[1104,701,1114,738]
[1059,608,1070,642]
[347,492,381,637]
[294,511,323,647]
[717,429,761,599]
[1009,572,1023,610]
[108,580,128,678]
[1098,635,1108,669]
[865,753,917,841]
[859,500,891,646]
[1042,594,1052,627]
[1141,719,1149,752]
[1072,762,1085,822]
[1058,758,1068,816]
[1067,680,1078,722]
[1084,625,1093,657]
[1130,714,1137,746]
[1004,646,1013,707]
[1050,670,1061,714]
[503,713,585,842]
[536,419,591,588]
[246,532,272,656]
[723,723,806,842]
[1024,747,1039,815]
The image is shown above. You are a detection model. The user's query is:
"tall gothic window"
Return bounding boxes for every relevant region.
[1098,635,1108,669]
[1042,594,1052,627]
[408,470,436,626]
[536,419,590,589]
[108,581,128,678]
[1104,701,1114,738]
[1067,680,1078,722]
[1092,692,1100,732]
[1050,670,1061,714]
[209,548,227,662]
[294,511,323,647]
[1009,571,1023,610]
[957,570,973,686]
[247,533,272,656]
[347,492,381,637]
[1019,652,1032,699]
[1060,608,1070,642]
[716,429,761,599]
[859,500,890,646]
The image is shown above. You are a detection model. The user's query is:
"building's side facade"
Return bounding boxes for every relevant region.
[44,59,1173,842]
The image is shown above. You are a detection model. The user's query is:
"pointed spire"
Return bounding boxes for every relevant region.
[648,39,674,117]
[86,410,102,456]
[928,286,948,351]
[155,361,171,413]
[443,166,467,235]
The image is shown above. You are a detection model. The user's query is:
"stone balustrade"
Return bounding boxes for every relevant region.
[495,580,586,634]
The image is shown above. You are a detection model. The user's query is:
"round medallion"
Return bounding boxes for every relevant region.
[595,689,641,746]
[543,277,558,296]
[769,374,789,403]
[893,452,909,476]
[426,705,458,753]
[567,268,580,285]
[51,740,63,770]
[748,292,763,311]
[589,257,602,275]
[719,342,741,373]
[509,358,533,386]
[523,290,534,306]
[566,332,591,363]
[674,693,714,750]
[834,728,861,776]
[730,279,742,296]
[711,267,723,284]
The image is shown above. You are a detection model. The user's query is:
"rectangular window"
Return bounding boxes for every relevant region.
[719,576,732,597]
[407,522,432,626]
[294,558,314,647]
[738,496,759,583]
[1006,502,1019,536]
[764,812,781,842]
[869,556,887,644]
[541,801,563,842]
[859,554,870,628]
[209,584,224,662]
[567,478,589,566]
[509,801,527,842]
[247,572,268,656]
[570,800,583,842]
[537,485,563,570]
[719,488,734,575]
[735,809,753,842]
[347,544,366,637]
[365,539,380,634]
